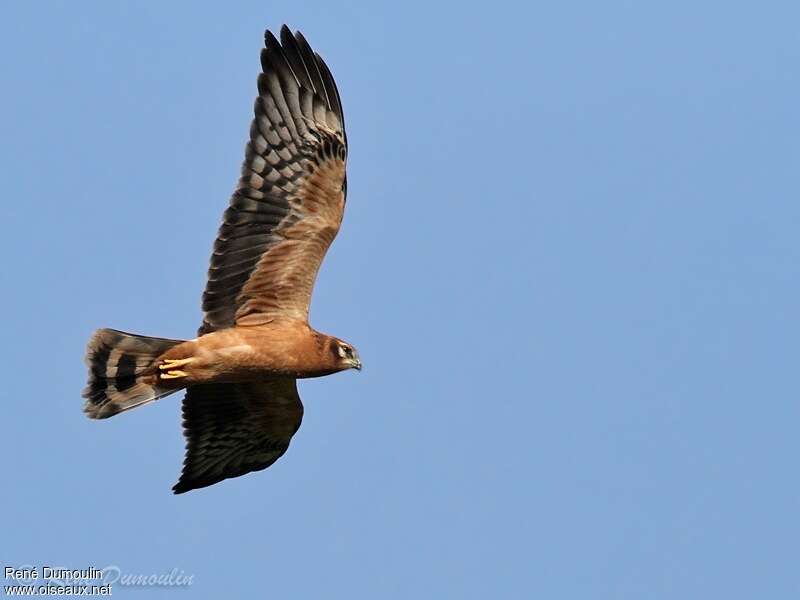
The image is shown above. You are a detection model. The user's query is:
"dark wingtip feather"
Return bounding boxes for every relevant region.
[264,29,281,52]
[292,30,331,109]
[314,51,345,132]
[172,474,223,495]
[172,479,193,494]
[261,32,283,75]
[279,25,316,92]
[262,26,344,124]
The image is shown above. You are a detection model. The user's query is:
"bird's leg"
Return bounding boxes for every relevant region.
[158,357,195,380]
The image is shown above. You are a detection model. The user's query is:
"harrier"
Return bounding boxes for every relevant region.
[82,26,359,494]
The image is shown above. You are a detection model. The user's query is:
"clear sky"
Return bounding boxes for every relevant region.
[1,1,798,598]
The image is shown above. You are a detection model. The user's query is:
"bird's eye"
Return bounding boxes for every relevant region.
[343,346,353,357]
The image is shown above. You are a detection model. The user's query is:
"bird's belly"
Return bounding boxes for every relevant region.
[192,343,282,381]
[185,332,328,382]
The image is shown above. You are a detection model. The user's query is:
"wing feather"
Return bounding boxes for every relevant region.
[173,380,303,494]
[200,27,347,334]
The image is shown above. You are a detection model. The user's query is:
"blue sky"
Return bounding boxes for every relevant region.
[1,1,799,598]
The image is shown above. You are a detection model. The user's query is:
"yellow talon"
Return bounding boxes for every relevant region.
[159,358,194,371]
[158,357,194,380]
[160,370,187,379]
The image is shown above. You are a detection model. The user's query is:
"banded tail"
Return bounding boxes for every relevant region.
[83,328,185,419]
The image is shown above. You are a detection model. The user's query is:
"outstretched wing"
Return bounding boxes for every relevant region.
[173,380,303,494]
[200,26,347,334]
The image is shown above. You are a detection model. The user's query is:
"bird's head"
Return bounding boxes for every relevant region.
[330,338,362,372]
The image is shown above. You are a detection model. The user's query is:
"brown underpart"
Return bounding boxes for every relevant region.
[157,320,352,385]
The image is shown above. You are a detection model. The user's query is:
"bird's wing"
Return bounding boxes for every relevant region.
[200,26,347,334]
[173,379,303,494]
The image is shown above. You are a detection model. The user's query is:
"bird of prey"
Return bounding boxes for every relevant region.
[82,26,360,494]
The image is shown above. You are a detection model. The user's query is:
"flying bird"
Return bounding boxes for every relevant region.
[82,26,360,494]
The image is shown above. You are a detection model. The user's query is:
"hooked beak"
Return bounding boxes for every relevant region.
[352,358,362,371]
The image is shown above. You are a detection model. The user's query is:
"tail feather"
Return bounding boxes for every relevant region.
[83,328,185,419]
